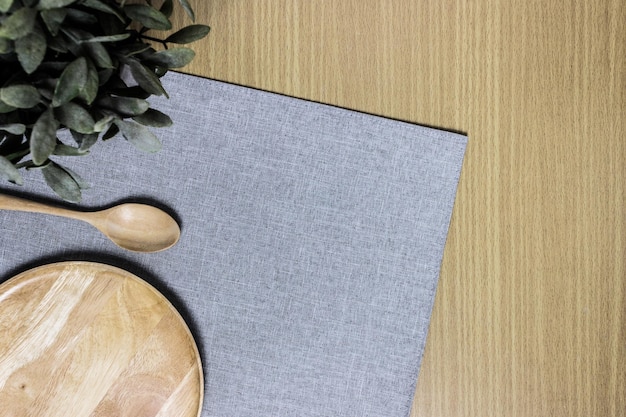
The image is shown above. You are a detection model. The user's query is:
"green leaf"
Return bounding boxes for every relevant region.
[30,109,59,165]
[0,123,25,135]
[55,102,95,134]
[70,130,98,150]
[165,24,210,44]
[58,163,89,189]
[60,26,89,42]
[0,37,12,54]
[104,74,128,90]
[123,4,172,30]
[109,85,151,99]
[37,61,68,74]
[34,77,57,100]
[47,35,71,53]
[52,57,87,107]
[98,95,149,116]
[0,7,37,40]
[40,8,67,36]
[160,0,173,18]
[154,66,168,77]
[177,0,195,21]
[98,12,127,36]
[0,85,40,108]
[94,114,114,132]
[41,161,82,202]
[15,24,47,74]
[102,123,119,140]
[98,68,113,85]
[0,0,14,13]
[78,58,99,105]
[133,108,172,127]
[117,42,153,57]
[145,47,195,69]
[0,101,16,113]
[0,155,23,185]
[114,119,161,153]
[127,59,168,97]
[53,143,89,156]
[38,0,77,9]
[65,8,98,26]
[81,0,125,21]
[83,41,113,68]
[83,33,131,43]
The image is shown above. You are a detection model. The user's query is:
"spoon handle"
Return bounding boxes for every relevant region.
[0,193,90,222]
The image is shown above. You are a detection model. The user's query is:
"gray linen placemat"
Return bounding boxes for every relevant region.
[0,71,466,417]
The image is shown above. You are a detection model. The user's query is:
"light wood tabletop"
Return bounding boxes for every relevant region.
[174,1,625,416]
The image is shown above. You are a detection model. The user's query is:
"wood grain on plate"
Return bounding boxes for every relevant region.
[0,261,203,417]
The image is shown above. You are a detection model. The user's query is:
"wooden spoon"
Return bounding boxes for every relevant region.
[0,193,180,252]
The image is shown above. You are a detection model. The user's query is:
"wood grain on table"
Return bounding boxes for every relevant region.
[173,1,625,416]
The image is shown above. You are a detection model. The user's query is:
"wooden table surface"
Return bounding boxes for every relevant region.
[174,2,625,416]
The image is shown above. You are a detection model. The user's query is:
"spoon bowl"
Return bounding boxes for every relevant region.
[0,194,181,253]
[99,203,181,252]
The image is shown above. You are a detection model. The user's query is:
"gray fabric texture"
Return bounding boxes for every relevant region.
[0,71,467,417]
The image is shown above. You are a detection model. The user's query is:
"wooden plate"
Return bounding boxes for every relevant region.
[0,261,203,417]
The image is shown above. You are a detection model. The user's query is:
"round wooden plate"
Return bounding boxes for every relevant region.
[0,261,203,417]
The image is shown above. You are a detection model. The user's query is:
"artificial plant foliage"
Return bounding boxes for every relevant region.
[0,0,209,201]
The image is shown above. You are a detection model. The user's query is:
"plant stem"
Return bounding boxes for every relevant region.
[15,159,35,170]
[5,148,30,163]
[137,34,168,49]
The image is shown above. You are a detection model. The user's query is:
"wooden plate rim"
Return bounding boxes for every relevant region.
[0,260,204,417]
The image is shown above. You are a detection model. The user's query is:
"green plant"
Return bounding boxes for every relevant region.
[0,0,209,201]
